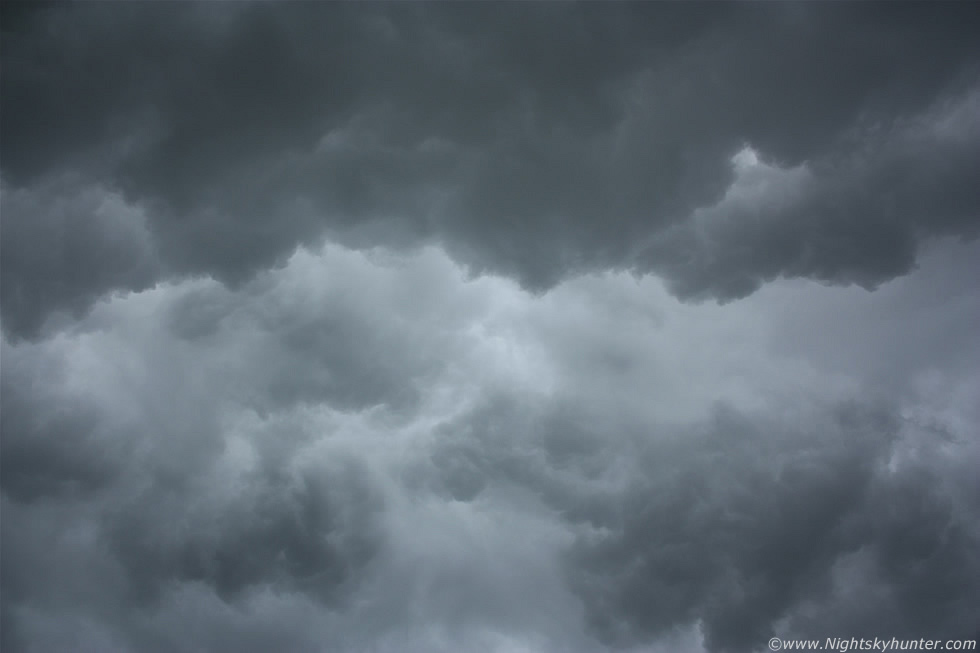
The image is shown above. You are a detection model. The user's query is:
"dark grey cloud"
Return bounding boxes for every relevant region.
[0,177,160,338]
[643,90,980,300]
[3,2,979,337]
[417,373,978,650]
[2,4,980,653]
[563,405,978,650]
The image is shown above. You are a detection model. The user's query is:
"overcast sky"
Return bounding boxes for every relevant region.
[2,3,979,652]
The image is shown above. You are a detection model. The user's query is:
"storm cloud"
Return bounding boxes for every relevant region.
[2,3,979,653]
[4,2,980,336]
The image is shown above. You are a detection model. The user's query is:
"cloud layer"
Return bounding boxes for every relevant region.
[3,3,979,338]
[2,3,979,652]
[3,239,979,652]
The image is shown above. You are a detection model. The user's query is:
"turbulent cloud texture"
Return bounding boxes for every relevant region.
[4,2,980,337]
[2,3,979,653]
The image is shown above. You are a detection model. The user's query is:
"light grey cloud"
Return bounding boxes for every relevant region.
[3,240,978,652]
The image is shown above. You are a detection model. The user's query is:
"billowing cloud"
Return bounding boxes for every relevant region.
[3,238,979,652]
[2,3,979,652]
[3,3,979,337]
[0,177,160,338]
